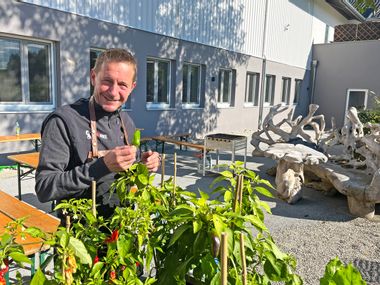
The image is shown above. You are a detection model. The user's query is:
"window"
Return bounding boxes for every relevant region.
[346,89,368,111]
[146,58,171,109]
[182,63,201,108]
[294,79,302,104]
[245,72,260,106]
[281,77,291,105]
[0,36,55,111]
[218,68,234,107]
[90,48,104,96]
[264,74,275,106]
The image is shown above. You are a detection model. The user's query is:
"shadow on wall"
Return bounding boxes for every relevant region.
[142,1,249,137]
[1,1,249,138]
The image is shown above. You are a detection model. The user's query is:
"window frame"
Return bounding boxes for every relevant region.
[264,74,275,106]
[182,62,201,109]
[244,72,260,107]
[281,77,291,105]
[217,68,233,108]
[146,57,171,110]
[0,34,56,112]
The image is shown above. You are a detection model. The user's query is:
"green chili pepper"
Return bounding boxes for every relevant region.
[132,129,141,147]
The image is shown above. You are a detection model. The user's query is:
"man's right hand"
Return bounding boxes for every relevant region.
[103,145,137,172]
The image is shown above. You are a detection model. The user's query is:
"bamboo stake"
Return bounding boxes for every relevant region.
[173,152,177,206]
[240,233,247,285]
[238,174,244,208]
[233,174,243,213]
[92,180,96,217]
[66,215,71,233]
[221,232,228,285]
[161,153,166,187]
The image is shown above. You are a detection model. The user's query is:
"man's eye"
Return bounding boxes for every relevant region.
[119,84,128,89]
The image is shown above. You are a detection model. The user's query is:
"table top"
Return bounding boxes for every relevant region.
[7,152,40,168]
[0,189,59,255]
[263,143,328,165]
[0,133,41,143]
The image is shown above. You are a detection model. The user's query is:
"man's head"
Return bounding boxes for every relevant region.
[91,48,137,112]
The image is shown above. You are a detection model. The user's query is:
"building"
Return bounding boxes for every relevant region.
[0,0,363,159]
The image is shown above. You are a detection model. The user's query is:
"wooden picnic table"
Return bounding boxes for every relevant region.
[0,189,59,283]
[0,133,41,151]
[7,152,39,200]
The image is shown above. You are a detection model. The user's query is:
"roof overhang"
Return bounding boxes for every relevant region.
[326,0,366,21]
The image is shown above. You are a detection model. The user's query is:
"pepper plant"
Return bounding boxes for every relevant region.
[3,161,305,284]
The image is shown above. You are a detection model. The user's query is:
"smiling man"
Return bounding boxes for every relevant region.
[35,48,160,219]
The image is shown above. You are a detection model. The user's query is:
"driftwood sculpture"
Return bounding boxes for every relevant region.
[252,104,380,219]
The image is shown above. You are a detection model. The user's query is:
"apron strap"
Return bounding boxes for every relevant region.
[88,96,130,159]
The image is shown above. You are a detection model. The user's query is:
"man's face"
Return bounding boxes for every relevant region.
[91,61,136,112]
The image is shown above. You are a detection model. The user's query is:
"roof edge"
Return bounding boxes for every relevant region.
[326,0,366,21]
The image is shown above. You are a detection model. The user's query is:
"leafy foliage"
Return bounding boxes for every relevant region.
[320,257,367,285]
[5,161,361,284]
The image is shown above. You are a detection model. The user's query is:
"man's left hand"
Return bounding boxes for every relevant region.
[141,150,161,172]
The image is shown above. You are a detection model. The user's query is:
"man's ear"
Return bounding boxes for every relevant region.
[90,69,96,86]
[132,81,137,90]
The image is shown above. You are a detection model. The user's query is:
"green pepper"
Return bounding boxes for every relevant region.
[132,129,141,147]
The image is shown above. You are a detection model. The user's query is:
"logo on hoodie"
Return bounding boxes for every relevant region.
[86,130,108,140]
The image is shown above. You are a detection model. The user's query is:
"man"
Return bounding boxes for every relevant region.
[35,48,160,218]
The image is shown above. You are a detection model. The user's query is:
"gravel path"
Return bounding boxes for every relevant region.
[263,185,380,285]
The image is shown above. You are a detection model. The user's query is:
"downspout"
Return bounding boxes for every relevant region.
[309,59,318,104]
[258,0,270,128]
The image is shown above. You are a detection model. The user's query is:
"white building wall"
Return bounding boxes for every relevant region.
[21,0,349,69]
[312,0,350,44]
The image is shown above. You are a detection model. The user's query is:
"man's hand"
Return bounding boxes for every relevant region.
[103,145,137,172]
[141,150,161,172]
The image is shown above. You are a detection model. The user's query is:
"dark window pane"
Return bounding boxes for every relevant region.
[182,65,188,102]
[246,74,253,102]
[189,65,199,103]
[90,49,103,95]
[294,80,301,103]
[218,71,223,102]
[28,43,51,103]
[146,61,154,102]
[157,62,168,103]
[0,38,22,102]
[222,71,230,103]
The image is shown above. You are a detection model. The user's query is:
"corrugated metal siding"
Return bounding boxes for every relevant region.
[21,0,347,68]
[265,0,313,68]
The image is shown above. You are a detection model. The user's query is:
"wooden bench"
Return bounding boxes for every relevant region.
[0,189,59,283]
[7,152,39,201]
[151,135,213,153]
[139,133,191,152]
[0,133,41,151]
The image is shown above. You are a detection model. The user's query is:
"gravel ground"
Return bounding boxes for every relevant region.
[0,148,379,284]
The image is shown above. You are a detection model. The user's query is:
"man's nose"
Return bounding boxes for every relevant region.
[109,83,119,96]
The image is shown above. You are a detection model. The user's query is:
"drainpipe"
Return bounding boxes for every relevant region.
[309,59,318,104]
[258,0,270,128]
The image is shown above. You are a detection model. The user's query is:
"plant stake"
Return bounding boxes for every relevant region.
[221,232,228,285]
[240,233,247,285]
[161,153,166,187]
[173,152,177,206]
[233,174,244,213]
[92,180,96,217]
